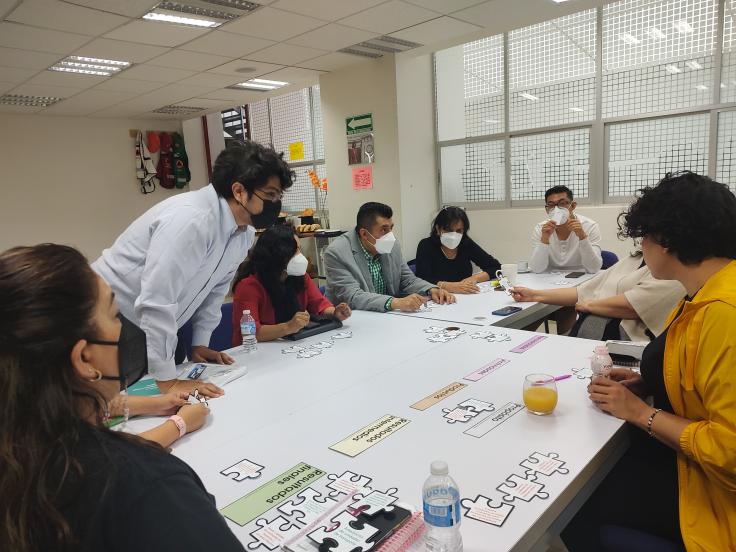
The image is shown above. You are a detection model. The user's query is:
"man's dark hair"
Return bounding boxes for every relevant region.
[211,141,294,199]
[618,171,736,265]
[544,185,574,202]
[356,202,393,232]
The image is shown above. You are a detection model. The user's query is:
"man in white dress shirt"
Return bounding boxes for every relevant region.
[93,141,293,396]
[529,185,602,274]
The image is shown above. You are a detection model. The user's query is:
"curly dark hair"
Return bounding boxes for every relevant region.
[232,225,306,323]
[618,171,736,264]
[211,140,294,199]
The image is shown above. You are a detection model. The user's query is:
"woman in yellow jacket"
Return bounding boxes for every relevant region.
[562,172,736,551]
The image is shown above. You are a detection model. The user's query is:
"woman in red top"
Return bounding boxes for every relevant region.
[231,225,351,345]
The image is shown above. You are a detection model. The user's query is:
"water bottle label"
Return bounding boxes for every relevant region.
[241,321,256,335]
[423,499,461,527]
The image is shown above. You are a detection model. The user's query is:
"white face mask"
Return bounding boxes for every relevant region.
[549,206,570,225]
[286,253,308,276]
[370,231,396,255]
[440,231,463,250]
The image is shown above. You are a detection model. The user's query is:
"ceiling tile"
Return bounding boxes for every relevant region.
[0,47,62,70]
[7,0,129,36]
[73,38,170,64]
[389,16,481,44]
[0,104,45,114]
[10,82,86,98]
[298,52,366,72]
[288,23,376,51]
[180,30,275,57]
[62,0,160,18]
[0,81,15,94]
[0,0,18,18]
[24,69,107,88]
[221,7,326,42]
[199,87,266,103]
[260,66,324,83]
[117,64,197,83]
[248,43,327,65]
[148,50,231,71]
[207,58,283,77]
[338,1,439,34]
[88,103,144,118]
[177,72,243,88]
[0,65,39,83]
[271,0,386,21]
[180,97,235,109]
[94,77,166,93]
[42,89,135,115]
[402,0,485,14]
[0,22,90,54]
[104,20,208,47]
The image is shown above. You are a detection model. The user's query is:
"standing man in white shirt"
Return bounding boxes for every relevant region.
[93,141,293,397]
[529,185,603,274]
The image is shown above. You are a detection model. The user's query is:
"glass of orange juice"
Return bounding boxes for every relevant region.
[523,374,558,415]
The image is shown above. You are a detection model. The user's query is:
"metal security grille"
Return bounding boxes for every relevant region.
[602,0,717,117]
[248,99,271,146]
[509,9,596,130]
[269,89,314,162]
[440,141,505,203]
[717,110,736,190]
[312,85,325,161]
[510,129,590,201]
[608,113,710,197]
[464,36,505,137]
[284,167,317,212]
[723,0,736,103]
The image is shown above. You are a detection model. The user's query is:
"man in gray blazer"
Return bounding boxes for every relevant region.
[325,202,455,312]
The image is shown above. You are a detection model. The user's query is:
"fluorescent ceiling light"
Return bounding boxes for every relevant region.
[619,33,641,45]
[696,84,708,91]
[674,20,693,34]
[646,27,666,40]
[665,64,682,74]
[153,104,207,115]
[549,0,572,3]
[685,60,703,70]
[569,107,584,112]
[143,11,220,27]
[0,93,62,107]
[230,78,289,91]
[48,55,131,77]
[519,92,539,101]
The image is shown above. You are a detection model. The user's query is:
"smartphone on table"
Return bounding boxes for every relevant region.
[492,306,522,316]
[565,271,585,278]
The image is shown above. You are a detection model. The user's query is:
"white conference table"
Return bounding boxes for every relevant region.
[126,309,628,552]
[389,271,595,329]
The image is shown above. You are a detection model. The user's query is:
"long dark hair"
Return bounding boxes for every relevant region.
[0,244,156,551]
[232,225,306,323]
[430,206,471,248]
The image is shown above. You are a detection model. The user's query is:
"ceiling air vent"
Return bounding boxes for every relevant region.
[338,35,423,58]
[152,105,207,115]
[0,94,62,107]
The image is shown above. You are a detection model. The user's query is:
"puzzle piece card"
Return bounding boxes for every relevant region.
[278,488,337,526]
[349,488,398,516]
[461,495,515,527]
[520,452,569,478]
[331,331,353,340]
[248,516,300,550]
[458,398,495,414]
[283,345,306,354]
[497,474,550,503]
[308,511,379,552]
[572,366,593,379]
[310,340,334,350]
[423,326,444,333]
[326,471,373,497]
[297,348,322,359]
[221,458,264,481]
[442,407,475,424]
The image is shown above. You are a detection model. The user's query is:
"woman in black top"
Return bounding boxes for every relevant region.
[0,244,244,552]
[415,206,501,294]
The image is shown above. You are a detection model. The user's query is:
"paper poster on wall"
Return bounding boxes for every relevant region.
[352,166,373,190]
[347,133,374,165]
[289,141,305,161]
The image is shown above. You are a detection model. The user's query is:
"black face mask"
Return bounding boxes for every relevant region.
[240,191,281,229]
[87,314,148,392]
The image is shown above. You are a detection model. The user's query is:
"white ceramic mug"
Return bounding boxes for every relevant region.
[517,260,529,273]
[496,264,518,286]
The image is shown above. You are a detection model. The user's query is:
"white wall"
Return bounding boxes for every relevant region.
[0,113,183,259]
[467,204,635,266]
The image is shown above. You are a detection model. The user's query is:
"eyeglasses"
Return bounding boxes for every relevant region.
[255,189,283,202]
[545,199,571,211]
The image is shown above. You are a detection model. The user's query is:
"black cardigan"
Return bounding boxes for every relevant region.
[415,236,501,284]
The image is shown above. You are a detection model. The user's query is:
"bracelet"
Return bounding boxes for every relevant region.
[646,408,662,438]
[168,414,186,438]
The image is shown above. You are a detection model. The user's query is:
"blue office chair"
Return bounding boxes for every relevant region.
[601,250,619,270]
[175,302,235,363]
[600,525,685,552]
[407,258,417,274]
[319,285,326,295]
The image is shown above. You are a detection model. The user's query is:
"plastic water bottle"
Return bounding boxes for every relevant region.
[240,310,257,353]
[423,461,463,552]
[591,345,613,379]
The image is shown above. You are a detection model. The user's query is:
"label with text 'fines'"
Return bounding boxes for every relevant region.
[330,415,410,457]
[464,402,525,438]
[220,462,325,526]
[464,358,510,382]
[510,335,548,353]
[410,382,467,411]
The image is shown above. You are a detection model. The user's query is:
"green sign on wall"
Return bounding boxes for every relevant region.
[345,113,373,135]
